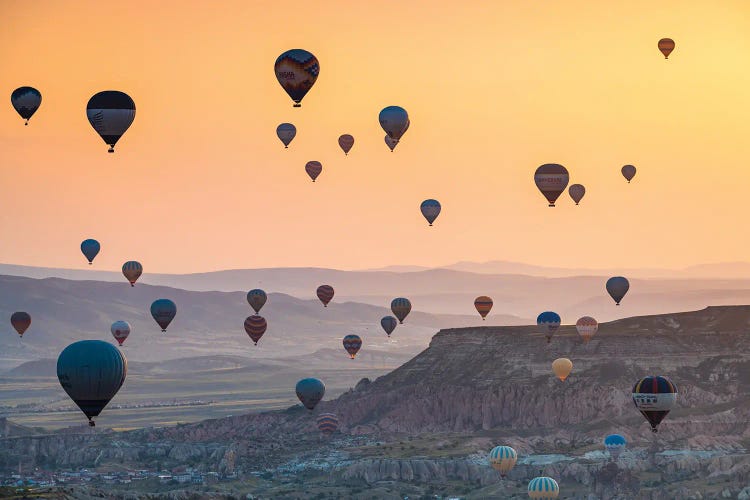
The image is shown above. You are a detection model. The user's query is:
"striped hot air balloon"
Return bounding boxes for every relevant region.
[342,334,362,359]
[274,49,319,107]
[575,316,598,343]
[11,86,42,125]
[316,413,339,437]
[489,446,517,477]
[534,164,569,207]
[658,38,675,59]
[528,477,560,499]
[391,297,412,324]
[86,90,136,153]
[244,315,267,345]
[474,296,493,320]
[317,285,334,307]
[246,289,267,314]
[338,134,354,155]
[632,375,677,433]
[276,123,296,148]
[380,316,398,337]
[122,261,143,287]
[11,312,31,338]
[306,161,322,182]
[537,311,561,343]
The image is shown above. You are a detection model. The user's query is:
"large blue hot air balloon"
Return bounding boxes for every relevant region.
[80,239,101,265]
[86,91,136,153]
[606,276,630,305]
[11,87,42,125]
[296,378,325,410]
[379,106,410,141]
[150,299,177,332]
[57,340,127,426]
[537,311,561,343]
[604,434,627,460]
[420,199,441,226]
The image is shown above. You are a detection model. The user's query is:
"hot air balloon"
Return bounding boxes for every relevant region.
[86,91,136,153]
[606,276,629,305]
[534,164,569,207]
[537,311,561,343]
[80,239,101,265]
[604,434,627,460]
[317,413,339,437]
[568,184,585,205]
[632,375,677,432]
[658,38,675,59]
[246,289,267,314]
[276,123,296,148]
[391,298,412,324]
[552,358,573,382]
[296,378,325,410]
[274,49,319,107]
[621,165,636,183]
[474,296,493,320]
[343,334,362,359]
[317,285,334,307]
[122,261,143,287]
[150,299,176,332]
[489,446,517,477]
[385,135,399,152]
[528,477,560,499]
[57,340,127,426]
[381,316,398,337]
[11,87,41,125]
[306,161,322,182]
[338,134,354,155]
[379,106,410,141]
[11,312,31,338]
[420,199,441,226]
[575,316,598,343]
[244,315,267,345]
[111,321,131,346]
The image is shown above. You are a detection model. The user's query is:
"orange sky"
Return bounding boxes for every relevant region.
[1,0,749,273]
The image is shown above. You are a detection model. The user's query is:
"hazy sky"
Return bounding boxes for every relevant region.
[1,1,749,273]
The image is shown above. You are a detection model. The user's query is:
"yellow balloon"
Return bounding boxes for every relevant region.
[552,358,573,382]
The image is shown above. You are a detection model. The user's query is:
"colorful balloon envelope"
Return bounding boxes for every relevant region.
[632,375,677,432]
[474,296,493,320]
[11,312,31,338]
[296,377,325,410]
[317,412,339,437]
[150,299,176,332]
[575,316,598,343]
[537,311,561,343]
[384,135,399,152]
[80,239,101,265]
[306,161,322,182]
[276,123,296,148]
[534,164,569,207]
[568,184,585,205]
[317,285,334,307]
[528,477,559,499]
[604,434,627,460]
[658,38,675,59]
[420,199,441,226]
[552,358,573,382]
[86,91,136,153]
[621,164,636,183]
[244,315,267,345]
[380,316,398,337]
[122,261,143,287]
[246,289,267,314]
[57,340,127,426]
[111,320,131,346]
[338,134,354,155]
[379,106,410,141]
[274,49,319,107]
[391,297,412,324]
[489,445,517,477]
[606,276,630,305]
[11,86,41,125]
[343,334,362,359]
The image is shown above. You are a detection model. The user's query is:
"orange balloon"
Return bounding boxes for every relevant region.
[552,358,573,382]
